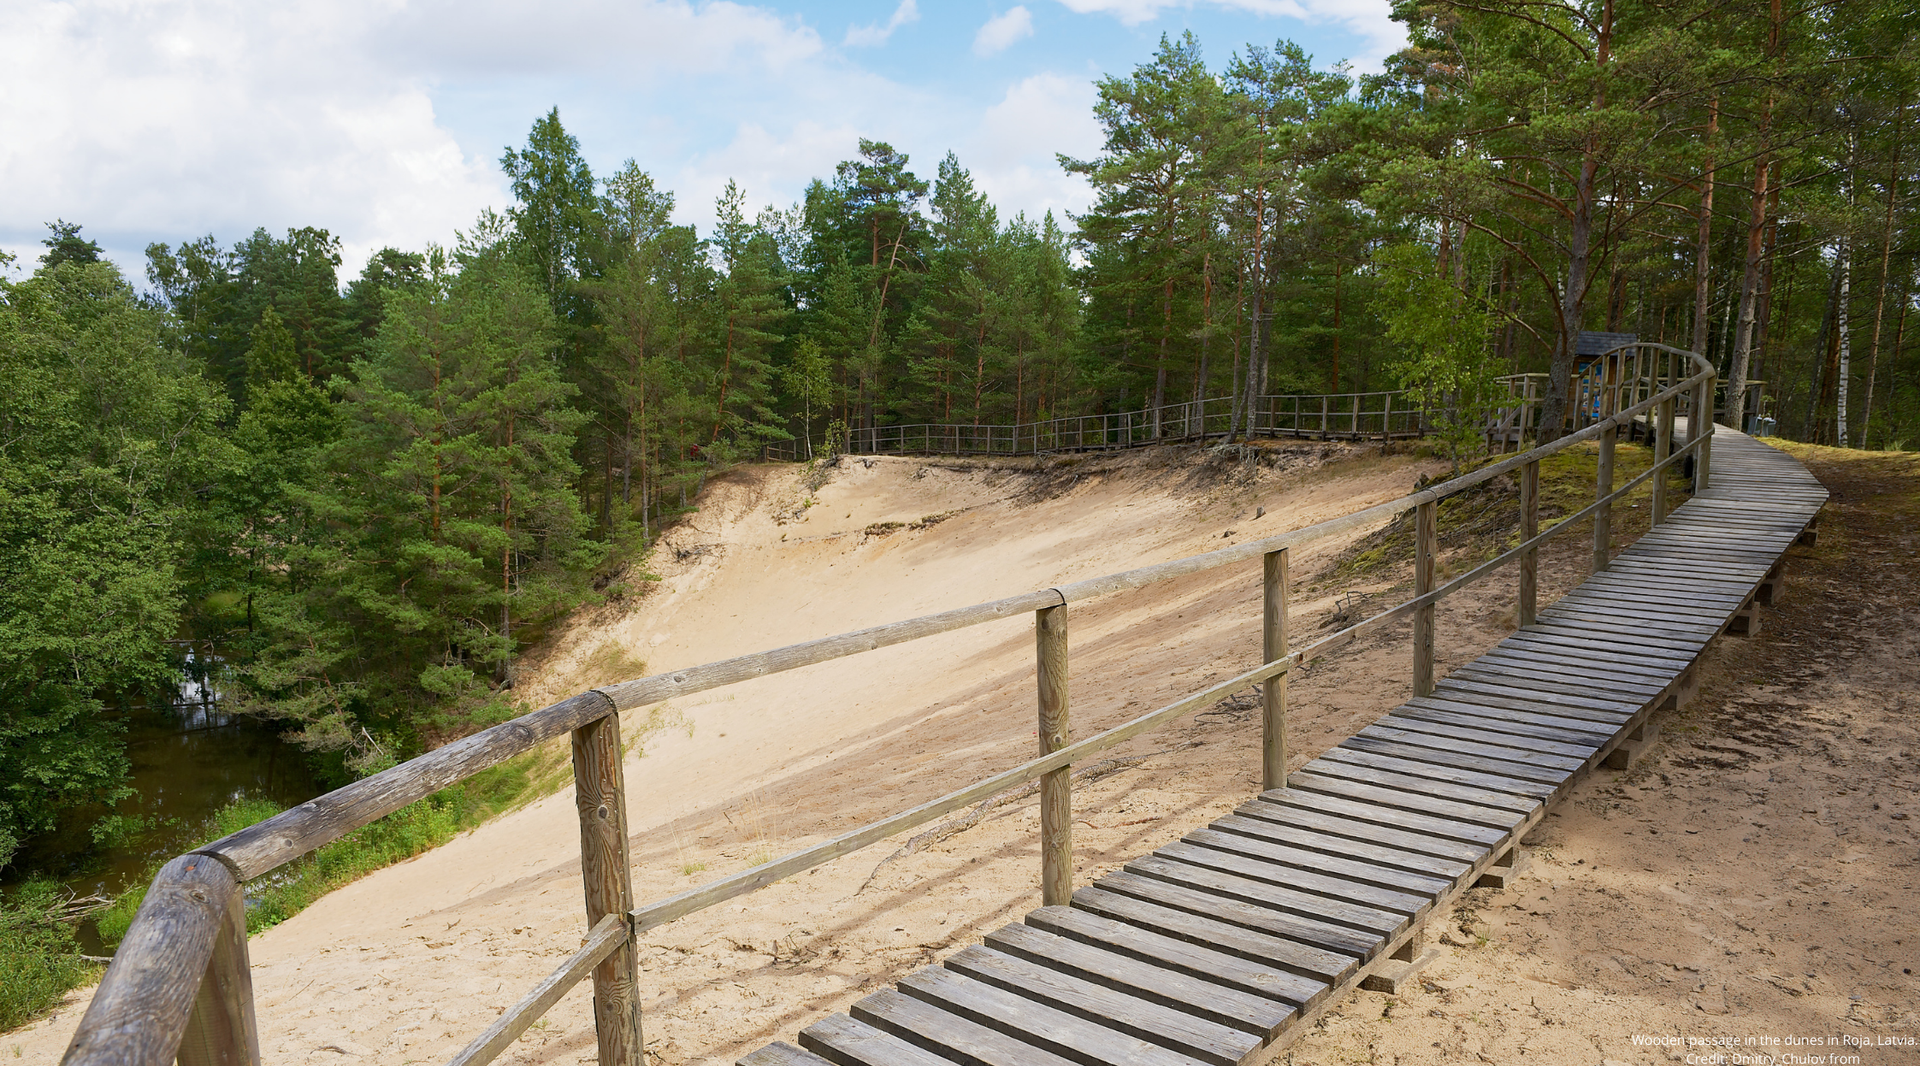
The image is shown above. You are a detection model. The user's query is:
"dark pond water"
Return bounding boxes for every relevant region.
[4,656,322,951]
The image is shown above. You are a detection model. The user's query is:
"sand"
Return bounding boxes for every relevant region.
[13,441,1915,1066]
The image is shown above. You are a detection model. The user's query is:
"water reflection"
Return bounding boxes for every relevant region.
[4,649,322,949]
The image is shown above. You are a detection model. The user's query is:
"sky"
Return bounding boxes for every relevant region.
[0,0,1407,284]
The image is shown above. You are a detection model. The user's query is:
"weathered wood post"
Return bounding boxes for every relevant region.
[572,708,640,1066]
[1520,459,1539,627]
[1382,392,1392,436]
[1698,375,1715,490]
[1413,500,1437,698]
[1593,422,1616,573]
[1262,548,1290,791]
[176,875,260,1066]
[1351,394,1361,436]
[1036,602,1071,907]
[1653,396,1674,524]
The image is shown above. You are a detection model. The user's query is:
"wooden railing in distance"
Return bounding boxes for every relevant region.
[761,389,1433,461]
[63,345,1715,1066]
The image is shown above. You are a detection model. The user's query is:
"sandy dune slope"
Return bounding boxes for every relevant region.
[21,441,1462,1065]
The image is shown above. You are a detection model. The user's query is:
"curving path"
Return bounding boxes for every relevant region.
[737,428,1827,1066]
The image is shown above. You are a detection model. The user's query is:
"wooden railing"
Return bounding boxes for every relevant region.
[764,390,1431,461]
[61,345,1718,1066]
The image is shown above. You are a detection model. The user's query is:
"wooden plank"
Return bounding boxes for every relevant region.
[1479,642,1676,681]
[1545,596,1735,627]
[1122,854,1404,940]
[1549,599,1739,631]
[1401,700,1622,747]
[1180,829,1448,902]
[1141,842,1425,933]
[850,987,1084,1066]
[1347,727,1580,782]
[1367,717,1594,763]
[1460,665,1663,706]
[798,1014,957,1066]
[1297,756,1541,815]
[943,946,1264,1066]
[1070,886,1359,987]
[1502,630,1697,664]
[982,923,1295,1041]
[1404,700,1624,742]
[1315,748,1555,802]
[1231,800,1484,863]
[1527,619,1710,654]
[1205,812,1472,878]
[898,967,1208,1066]
[1026,905,1330,1009]
[1285,771,1527,830]
[1423,680,1640,719]
[1094,871,1379,960]
[741,1041,837,1066]
[1337,733,1573,788]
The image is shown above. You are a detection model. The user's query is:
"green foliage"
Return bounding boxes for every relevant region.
[1373,243,1500,469]
[0,260,239,870]
[0,881,98,1031]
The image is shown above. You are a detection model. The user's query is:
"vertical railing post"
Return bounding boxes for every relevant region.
[177,876,260,1066]
[1593,422,1616,573]
[1653,396,1674,524]
[1383,392,1392,436]
[1699,375,1715,490]
[572,709,640,1066]
[1036,602,1071,907]
[1262,548,1289,791]
[1351,394,1360,436]
[1519,459,1539,627]
[1413,499,1437,698]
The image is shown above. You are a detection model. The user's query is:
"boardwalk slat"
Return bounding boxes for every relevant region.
[1093,871,1378,959]
[1285,771,1529,829]
[898,967,1209,1066]
[1231,799,1485,863]
[982,923,1295,1041]
[1314,748,1555,801]
[1205,812,1473,878]
[797,1015,958,1066]
[1026,905,1331,1009]
[1181,828,1449,899]
[1338,734,1575,787]
[1122,854,1405,941]
[850,988,1086,1066]
[1153,841,1426,923]
[1298,756,1541,814]
[943,946,1264,1066]
[1069,887,1358,987]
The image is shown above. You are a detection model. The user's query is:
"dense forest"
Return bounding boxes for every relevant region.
[3,0,1915,875]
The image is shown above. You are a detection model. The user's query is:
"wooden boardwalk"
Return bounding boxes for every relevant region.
[740,428,1825,1066]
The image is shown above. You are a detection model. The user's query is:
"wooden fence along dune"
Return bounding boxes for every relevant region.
[63,345,1825,1066]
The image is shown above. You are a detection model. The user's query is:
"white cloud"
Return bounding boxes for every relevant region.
[961,73,1102,221]
[1053,0,1406,70]
[0,0,831,278]
[973,7,1035,56]
[843,0,919,47]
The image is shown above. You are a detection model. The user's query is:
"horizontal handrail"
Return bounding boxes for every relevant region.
[64,344,1714,1066]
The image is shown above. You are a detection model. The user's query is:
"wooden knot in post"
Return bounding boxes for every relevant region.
[596,805,611,822]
